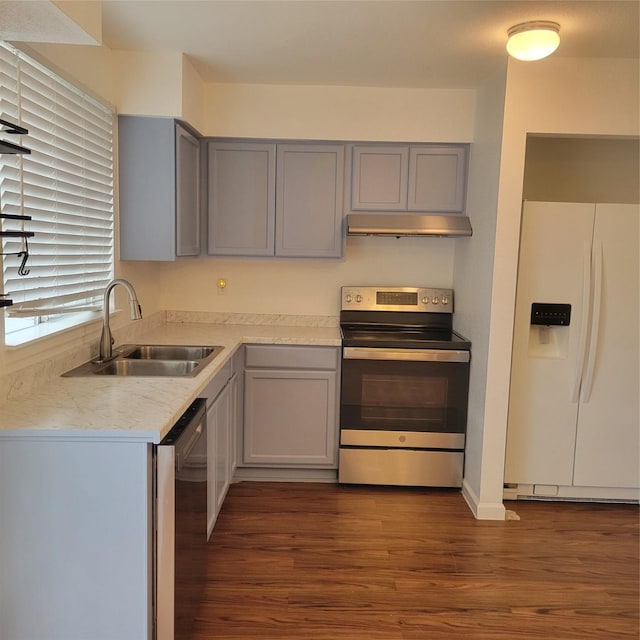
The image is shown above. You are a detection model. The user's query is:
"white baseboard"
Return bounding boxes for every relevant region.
[462,479,506,520]
[233,466,338,483]
[503,483,639,503]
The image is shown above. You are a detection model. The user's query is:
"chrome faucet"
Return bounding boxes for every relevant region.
[98,278,142,363]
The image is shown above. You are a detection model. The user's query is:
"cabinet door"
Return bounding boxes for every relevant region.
[206,381,232,536]
[408,146,467,212]
[214,383,231,514]
[206,397,217,536]
[229,373,239,477]
[118,115,177,260]
[231,347,244,475]
[175,124,200,256]
[351,145,408,210]
[244,369,337,466]
[207,142,276,256]
[275,144,344,258]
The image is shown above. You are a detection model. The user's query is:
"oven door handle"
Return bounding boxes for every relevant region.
[343,347,470,363]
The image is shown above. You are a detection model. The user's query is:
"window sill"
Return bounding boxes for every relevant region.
[4,310,105,347]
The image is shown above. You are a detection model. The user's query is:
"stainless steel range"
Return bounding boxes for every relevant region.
[338,286,471,488]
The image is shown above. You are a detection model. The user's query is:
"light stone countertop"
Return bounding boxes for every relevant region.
[0,319,341,444]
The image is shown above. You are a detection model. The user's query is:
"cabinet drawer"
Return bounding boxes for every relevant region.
[245,345,338,370]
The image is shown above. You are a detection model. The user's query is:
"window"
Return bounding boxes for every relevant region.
[0,41,114,345]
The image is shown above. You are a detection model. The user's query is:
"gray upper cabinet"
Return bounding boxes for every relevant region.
[175,125,201,255]
[350,143,468,214]
[118,116,201,261]
[407,146,467,212]
[351,145,409,210]
[276,144,344,258]
[207,140,344,258]
[207,142,276,256]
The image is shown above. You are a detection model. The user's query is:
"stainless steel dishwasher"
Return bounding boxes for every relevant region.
[156,398,207,640]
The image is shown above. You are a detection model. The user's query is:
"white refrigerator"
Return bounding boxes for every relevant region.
[505,201,639,500]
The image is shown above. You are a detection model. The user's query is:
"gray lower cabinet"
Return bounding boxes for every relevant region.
[350,143,468,214]
[119,116,201,260]
[230,346,244,476]
[243,345,339,467]
[204,360,233,536]
[211,382,231,526]
[204,347,244,536]
[207,141,344,258]
[0,439,153,640]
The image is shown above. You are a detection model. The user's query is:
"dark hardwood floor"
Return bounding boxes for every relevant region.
[192,482,639,640]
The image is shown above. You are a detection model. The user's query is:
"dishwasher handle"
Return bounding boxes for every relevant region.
[160,398,207,471]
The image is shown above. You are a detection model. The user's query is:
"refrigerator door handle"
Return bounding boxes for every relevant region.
[570,242,592,403]
[581,241,603,403]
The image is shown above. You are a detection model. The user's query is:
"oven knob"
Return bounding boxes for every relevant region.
[345,294,353,303]
[441,296,449,305]
[355,295,363,303]
[421,296,429,304]
[432,296,439,304]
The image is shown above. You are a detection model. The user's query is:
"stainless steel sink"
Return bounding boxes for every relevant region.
[93,359,200,376]
[62,344,224,377]
[122,345,217,361]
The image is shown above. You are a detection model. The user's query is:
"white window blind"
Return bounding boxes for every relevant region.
[0,41,114,331]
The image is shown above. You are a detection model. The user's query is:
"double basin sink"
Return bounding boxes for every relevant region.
[62,344,224,377]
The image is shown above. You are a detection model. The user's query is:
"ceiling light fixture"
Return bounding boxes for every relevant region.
[506,21,560,61]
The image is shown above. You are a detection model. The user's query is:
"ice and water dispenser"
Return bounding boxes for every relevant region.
[528,302,571,358]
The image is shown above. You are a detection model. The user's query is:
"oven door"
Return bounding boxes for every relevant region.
[340,347,470,435]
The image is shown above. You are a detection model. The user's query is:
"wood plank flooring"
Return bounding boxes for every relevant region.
[192,482,639,640]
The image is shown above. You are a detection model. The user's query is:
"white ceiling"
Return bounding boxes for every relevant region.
[100,0,640,89]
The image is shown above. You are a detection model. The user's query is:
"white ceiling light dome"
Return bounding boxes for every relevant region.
[507,21,561,61]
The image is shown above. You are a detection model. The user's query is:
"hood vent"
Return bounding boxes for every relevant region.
[347,214,472,238]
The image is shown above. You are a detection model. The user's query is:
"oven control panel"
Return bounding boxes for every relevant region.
[341,286,453,312]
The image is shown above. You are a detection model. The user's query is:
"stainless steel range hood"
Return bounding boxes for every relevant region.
[347,214,473,237]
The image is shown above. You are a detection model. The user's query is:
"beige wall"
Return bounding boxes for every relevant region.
[203,83,475,142]
[523,137,640,203]
[452,65,507,519]
[158,238,454,316]
[181,55,206,133]
[113,50,183,116]
[480,56,639,517]
[112,50,207,133]
[22,42,115,105]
